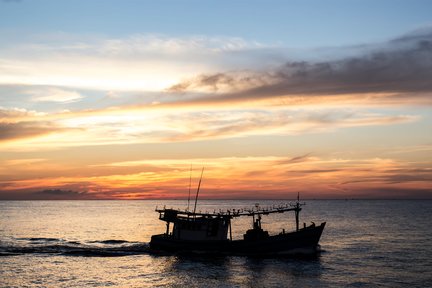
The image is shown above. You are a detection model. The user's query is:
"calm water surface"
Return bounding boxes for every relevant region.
[1,200,431,287]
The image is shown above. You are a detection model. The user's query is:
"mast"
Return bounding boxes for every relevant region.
[192,167,204,215]
[295,192,300,231]
[187,164,192,211]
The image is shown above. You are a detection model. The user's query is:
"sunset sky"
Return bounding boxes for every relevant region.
[1,0,431,200]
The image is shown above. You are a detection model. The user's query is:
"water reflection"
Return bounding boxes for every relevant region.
[160,254,324,287]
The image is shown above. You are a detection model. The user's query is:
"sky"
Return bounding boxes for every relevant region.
[0,0,431,200]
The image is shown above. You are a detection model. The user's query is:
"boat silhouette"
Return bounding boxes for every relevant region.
[150,169,325,255]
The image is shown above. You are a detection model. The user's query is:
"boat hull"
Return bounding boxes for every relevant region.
[150,222,325,256]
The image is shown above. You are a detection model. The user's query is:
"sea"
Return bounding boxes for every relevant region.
[1,200,431,287]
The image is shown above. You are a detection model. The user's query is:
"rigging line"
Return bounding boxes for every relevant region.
[193,167,205,216]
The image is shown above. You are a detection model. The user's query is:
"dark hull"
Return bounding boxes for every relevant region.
[150,222,325,256]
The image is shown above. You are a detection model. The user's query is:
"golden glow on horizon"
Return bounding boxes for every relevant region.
[0,156,430,199]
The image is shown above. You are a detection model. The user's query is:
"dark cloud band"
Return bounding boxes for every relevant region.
[168,28,432,105]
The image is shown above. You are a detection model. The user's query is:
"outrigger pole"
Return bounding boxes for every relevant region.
[193,167,204,216]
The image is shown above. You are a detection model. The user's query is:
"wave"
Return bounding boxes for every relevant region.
[90,239,131,244]
[1,238,150,257]
[17,237,61,242]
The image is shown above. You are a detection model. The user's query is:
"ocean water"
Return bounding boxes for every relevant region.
[1,200,431,287]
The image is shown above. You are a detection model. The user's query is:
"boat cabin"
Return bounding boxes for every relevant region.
[158,209,231,241]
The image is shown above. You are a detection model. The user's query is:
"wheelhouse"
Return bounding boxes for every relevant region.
[158,208,231,241]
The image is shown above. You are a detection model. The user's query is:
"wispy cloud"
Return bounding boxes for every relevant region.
[0,107,45,122]
[0,105,417,149]
[0,121,65,141]
[157,110,417,141]
[0,107,76,143]
[3,158,46,166]
[26,87,83,103]
[0,34,273,91]
[275,153,314,165]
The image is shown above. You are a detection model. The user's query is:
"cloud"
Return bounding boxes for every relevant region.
[167,71,274,94]
[34,189,86,196]
[275,153,313,165]
[4,158,46,166]
[27,87,83,103]
[342,167,432,185]
[168,28,432,106]
[162,110,417,142]
[0,104,417,150]
[0,107,44,122]
[0,189,91,200]
[0,107,83,145]
[0,34,273,92]
[0,121,63,141]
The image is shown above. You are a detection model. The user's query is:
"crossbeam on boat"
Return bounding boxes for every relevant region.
[155,203,304,219]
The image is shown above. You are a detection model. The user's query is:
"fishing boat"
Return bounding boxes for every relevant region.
[150,200,325,256]
[150,168,325,255]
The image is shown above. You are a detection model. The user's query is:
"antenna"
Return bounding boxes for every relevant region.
[187,164,192,211]
[193,167,204,215]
